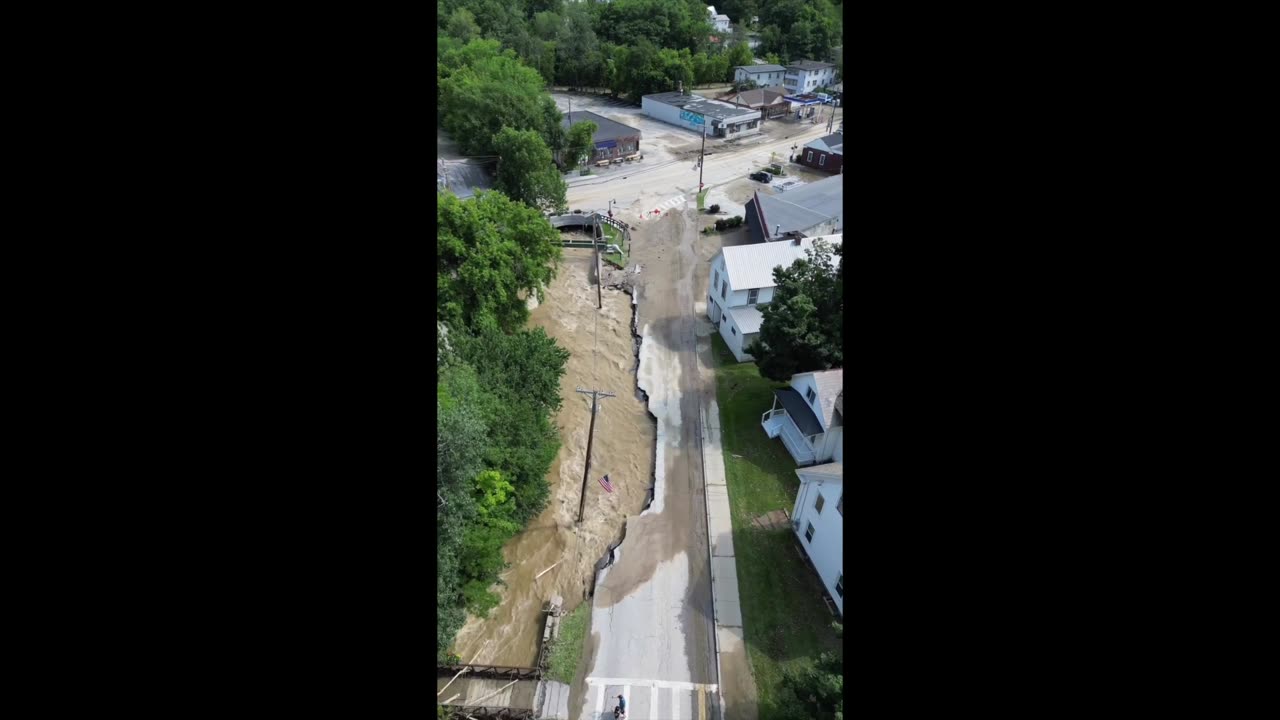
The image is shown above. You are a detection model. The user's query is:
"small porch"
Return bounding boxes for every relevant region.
[761,388,824,466]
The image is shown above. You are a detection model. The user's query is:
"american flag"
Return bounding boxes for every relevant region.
[598,474,614,493]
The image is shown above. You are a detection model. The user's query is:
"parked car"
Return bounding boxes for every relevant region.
[750,171,773,183]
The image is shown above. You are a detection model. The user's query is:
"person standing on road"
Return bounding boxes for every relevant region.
[614,693,627,718]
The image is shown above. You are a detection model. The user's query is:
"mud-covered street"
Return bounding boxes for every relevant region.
[451,246,655,668]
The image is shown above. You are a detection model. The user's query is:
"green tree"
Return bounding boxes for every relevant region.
[436,372,488,661]
[746,240,843,381]
[437,190,562,333]
[564,120,598,169]
[493,127,568,212]
[777,651,843,719]
[438,40,563,155]
[557,3,603,89]
[724,41,754,73]
[446,7,481,42]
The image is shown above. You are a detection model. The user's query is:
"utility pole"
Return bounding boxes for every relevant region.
[698,123,707,191]
[574,387,616,523]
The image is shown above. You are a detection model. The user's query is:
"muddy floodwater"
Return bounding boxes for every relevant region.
[452,246,655,667]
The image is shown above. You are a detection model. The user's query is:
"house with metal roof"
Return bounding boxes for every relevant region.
[706,234,842,361]
[745,174,843,243]
[762,368,844,466]
[799,132,843,174]
[560,110,642,165]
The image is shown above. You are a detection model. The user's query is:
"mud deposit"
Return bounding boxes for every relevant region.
[452,247,655,667]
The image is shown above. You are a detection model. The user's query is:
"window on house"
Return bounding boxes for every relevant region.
[747,288,758,304]
[815,492,825,514]
[805,522,815,542]
[807,151,814,162]
[835,573,843,598]
[731,326,737,335]
[837,494,843,516]
[720,279,727,299]
[713,269,719,288]
[806,386,817,404]
[820,154,826,166]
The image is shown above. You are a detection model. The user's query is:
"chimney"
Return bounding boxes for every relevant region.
[774,224,780,237]
[792,235,802,246]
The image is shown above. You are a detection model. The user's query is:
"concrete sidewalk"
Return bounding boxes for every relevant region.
[694,311,760,720]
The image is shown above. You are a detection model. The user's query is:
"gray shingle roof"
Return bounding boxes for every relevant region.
[804,369,844,429]
[738,64,785,73]
[561,111,641,143]
[719,86,789,107]
[805,133,843,155]
[787,60,835,71]
[755,175,843,238]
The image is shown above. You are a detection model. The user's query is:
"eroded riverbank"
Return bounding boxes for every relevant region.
[451,247,655,667]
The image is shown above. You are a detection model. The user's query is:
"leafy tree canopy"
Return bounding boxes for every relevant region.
[493,127,568,213]
[747,240,843,381]
[437,190,562,333]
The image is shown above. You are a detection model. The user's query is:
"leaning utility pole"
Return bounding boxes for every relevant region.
[574,386,616,523]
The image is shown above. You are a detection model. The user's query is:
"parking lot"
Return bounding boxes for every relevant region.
[553,90,842,223]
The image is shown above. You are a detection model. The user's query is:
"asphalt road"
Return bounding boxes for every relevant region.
[576,207,726,720]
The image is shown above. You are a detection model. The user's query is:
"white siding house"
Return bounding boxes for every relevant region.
[791,460,843,615]
[706,235,842,362]
[707,6,731,32]
[761,369,843,466]
[733,64,786,88]
[783,60,837,94]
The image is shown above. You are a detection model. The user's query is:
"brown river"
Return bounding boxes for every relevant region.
[450,245,655,667]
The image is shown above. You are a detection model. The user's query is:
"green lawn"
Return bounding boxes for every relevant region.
[601,224,628,268]
[545,601,590,684]
[697,188,709,210]
[709,333,842,720]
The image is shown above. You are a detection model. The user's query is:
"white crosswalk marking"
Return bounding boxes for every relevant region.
[650,685,659,720]
[595,684,605,715]
[672,686,681,720]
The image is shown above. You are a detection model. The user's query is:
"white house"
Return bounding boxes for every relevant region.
[706,235,842,362]
[791,447,843,615]
[783,60,837,94]
[707,6,731,32]
[734,63,786,88]
[762,368,843,466]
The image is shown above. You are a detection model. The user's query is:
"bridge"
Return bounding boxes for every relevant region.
[438,598,570,719]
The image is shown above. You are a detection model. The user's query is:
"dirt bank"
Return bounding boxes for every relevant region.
[452,246,655,667]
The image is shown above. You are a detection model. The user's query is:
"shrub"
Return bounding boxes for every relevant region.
[708,203,721,214]
[730,215,743,228]
[715,219,726,231]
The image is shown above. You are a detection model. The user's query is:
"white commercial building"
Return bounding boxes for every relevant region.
[706,234,842,361]
[642,89,762,138]
[733,63,786,87]
[783,60,837,94]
